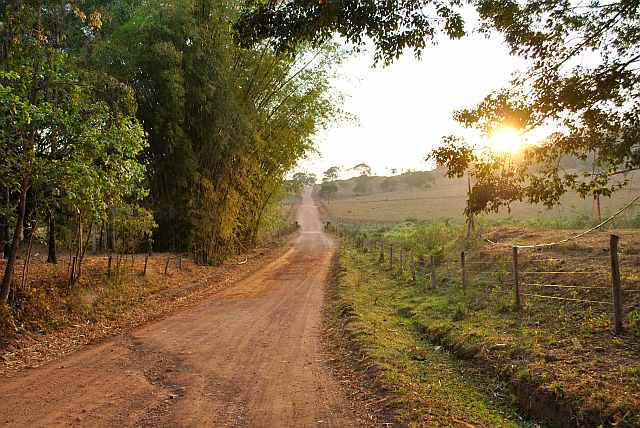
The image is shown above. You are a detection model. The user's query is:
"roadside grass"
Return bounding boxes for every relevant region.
[336,234,640,427]
[334,245,539,428]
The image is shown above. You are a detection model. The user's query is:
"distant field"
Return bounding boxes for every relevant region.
[321,171,640,226]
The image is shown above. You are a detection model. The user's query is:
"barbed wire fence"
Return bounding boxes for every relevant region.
[325,198,640,334]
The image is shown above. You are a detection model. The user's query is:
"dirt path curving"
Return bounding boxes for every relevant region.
[0,189,366,427]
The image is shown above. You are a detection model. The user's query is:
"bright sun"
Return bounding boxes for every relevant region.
[488,127,523,153]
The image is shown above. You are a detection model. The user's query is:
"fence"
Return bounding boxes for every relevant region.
[326,221,639,335]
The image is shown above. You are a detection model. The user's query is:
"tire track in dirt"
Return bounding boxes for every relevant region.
[0,188,368,427]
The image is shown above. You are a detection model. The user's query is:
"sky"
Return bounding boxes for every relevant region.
[297,31,527,180]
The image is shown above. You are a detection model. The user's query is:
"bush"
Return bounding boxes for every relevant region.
[629,309,640,337]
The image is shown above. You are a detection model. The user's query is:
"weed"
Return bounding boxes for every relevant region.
[628,309,640,337]
[452,304,466,321]
[334,246,536,427]
[516,367,531,382]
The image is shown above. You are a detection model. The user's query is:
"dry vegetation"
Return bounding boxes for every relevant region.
[324,171,640,225]
[0,242,289,377]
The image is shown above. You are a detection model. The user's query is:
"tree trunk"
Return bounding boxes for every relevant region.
[1,178,28,303]
[0,206,5,260]
[465,175,475,240]
[75,221,93,283]
[23,187,35,244]
[47,210,57,264]
[251,191,274,245]
[73,218,83,283]
[106,206,114,252]
[2,189,9,259]
[91,224,96,255]
[21,224,36,290]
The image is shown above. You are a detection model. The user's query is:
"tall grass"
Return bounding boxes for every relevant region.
[338,219,468,260]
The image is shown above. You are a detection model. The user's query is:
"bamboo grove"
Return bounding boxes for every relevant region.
[0,0,342,304]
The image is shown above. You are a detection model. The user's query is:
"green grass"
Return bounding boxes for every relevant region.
[335,239,640,427]
[334,245,538,427]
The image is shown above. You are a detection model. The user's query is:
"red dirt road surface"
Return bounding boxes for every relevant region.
[0,189,365,427]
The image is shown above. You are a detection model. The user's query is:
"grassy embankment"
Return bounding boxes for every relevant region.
[331,245,539,427]
[332,230,640,427]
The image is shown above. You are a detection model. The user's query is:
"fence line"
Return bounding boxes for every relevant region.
[328,220,635,335]
[521,293,613,306]
[523,283,610,290]
[486,194,640,249]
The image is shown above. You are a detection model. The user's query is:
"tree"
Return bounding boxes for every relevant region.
[238,0,640,215]
[0,2,149,301]
[93,0,345,263]
[432,0,640,215]
[351,163,372,176]
[319,181,338,201]
[323,166,341,182]
[291,172,317,187]
[235,0,465,64]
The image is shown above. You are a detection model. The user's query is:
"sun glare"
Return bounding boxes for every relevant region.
[488,127,523,153]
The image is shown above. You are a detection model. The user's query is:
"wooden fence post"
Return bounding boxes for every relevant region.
[430,255,437,289]
[512,247,521,310]
[399,248,404,273]
[461,251,467,291]
[143,253,149,276]
[411,252,416,282]
[390,245,394,269]
[379,241,385,263]
[164,256,171,276]
[610,234,624,334]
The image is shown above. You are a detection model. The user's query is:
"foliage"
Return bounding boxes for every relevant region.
[0,1,150,301]
[0,0,344,312]
[431,0,640,216]
[91,0,344,261]
[234,0,466,64]
[323,165,340,182]
[629,309,640,338]
[351,162,372,176]
[352,175,371,195]
[237,0,640,220]
[291,172,317,187]
[319,181,338,200]
[400,170,435,189]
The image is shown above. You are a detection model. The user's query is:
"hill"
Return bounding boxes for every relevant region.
[320,169,640,226]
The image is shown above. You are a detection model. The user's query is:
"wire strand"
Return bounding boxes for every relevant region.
[486,194,640,249]
[521,293,612,305]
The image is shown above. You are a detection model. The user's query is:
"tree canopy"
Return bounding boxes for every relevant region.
[0,0,344,304]
[237,0,640,218]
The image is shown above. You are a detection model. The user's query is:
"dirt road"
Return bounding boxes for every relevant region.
[0,190,364,427]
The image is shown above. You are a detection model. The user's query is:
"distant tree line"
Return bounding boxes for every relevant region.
[317,166,435,200]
